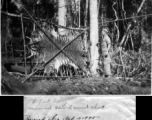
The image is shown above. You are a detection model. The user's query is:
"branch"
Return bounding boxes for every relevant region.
[137,0,146,14]
[112,1,120,43]
[44,20,87,31]
[1,11,87,31]
[99,13,152,25]
[119,0,147,46]
[1,11,29,19]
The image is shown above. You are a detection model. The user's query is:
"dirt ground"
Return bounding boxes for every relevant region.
[1,67,151,95]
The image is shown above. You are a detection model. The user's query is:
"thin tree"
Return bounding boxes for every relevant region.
[58,0,67,35]
[90,0,99,76]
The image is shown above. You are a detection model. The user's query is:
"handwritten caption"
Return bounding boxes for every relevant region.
[25,114,100,120]
[24,98,105,120]
[27,98,105,110]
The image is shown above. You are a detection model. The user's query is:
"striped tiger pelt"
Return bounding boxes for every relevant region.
[29,28,87,76]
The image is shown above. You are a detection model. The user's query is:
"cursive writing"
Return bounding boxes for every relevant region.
[25,114,100,120]
[27,103,105,111]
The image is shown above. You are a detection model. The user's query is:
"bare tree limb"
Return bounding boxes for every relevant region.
[137,0,146,13]
[120,0,147,46]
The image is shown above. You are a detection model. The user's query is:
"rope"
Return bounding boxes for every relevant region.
[100,13,152,24]
[2,10,152,30]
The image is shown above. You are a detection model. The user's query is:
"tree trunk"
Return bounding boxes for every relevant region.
[58,0,66,35]
[90,0,99,76]
[102,29,112,76]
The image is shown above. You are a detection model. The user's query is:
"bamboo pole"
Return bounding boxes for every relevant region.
[21,14,27,77]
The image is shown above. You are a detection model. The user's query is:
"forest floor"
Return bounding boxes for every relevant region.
[26,76,151,95]
[2,67,151,95]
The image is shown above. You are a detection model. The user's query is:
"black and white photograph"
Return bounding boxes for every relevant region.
[1,0,151,95]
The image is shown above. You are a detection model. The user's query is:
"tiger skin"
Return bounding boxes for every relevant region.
[29,28,87,76]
